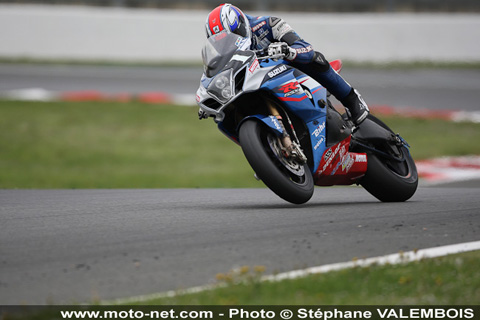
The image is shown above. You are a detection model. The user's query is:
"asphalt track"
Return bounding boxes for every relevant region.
[1,65,480,305]
[1,64,480,111]
[1,187,480,304]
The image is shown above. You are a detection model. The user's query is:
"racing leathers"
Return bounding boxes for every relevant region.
[247,15,369,125]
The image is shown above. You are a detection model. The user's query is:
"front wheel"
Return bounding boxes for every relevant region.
[239,119,314,204]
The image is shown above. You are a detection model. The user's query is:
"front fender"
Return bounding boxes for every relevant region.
[237,115,284,137]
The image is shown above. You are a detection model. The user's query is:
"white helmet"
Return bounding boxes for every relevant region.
[205,4,251,39]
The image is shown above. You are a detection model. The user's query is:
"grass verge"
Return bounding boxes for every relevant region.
[1,100,479,188]
[136,250,480,305]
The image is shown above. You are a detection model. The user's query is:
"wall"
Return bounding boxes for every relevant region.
[1,4,479,63]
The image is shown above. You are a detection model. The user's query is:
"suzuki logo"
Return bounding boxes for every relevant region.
[278,81,298,93]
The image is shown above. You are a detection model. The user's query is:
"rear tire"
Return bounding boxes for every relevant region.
[239,119,314,204]
[360,145,418,202]
[358,116,418,202]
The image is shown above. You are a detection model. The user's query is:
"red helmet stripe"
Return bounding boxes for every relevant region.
[208,5,224,35]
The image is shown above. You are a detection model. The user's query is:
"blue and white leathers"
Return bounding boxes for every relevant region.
[247,15,314,64]
[246,15,352,101]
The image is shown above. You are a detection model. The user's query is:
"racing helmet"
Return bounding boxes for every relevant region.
[205,4,251,39]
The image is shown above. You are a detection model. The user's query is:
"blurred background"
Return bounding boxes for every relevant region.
[0,0,479,190]
[1,0,480,12]
[0,0,479,64]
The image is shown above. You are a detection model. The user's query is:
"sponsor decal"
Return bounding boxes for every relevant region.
[235,37,248,48]
[312,121,326,138]
[322,145,340,171]
[213,25,220,33]
[278,81,299,94]
[338,145,347,163]
[296,45,314,54]
[249,59,259,74]
[314,135,325,151]
[356,154,367,162]
[323,149,333,162]
[252,21,266,32]
[268,65,287,78]
[196,94,201,102]
[269,115,282,131]
[322,143,346,173]
[257,28,269,40]
[284,88,301,97]
[213,32,227,41]
[341,154,355,173]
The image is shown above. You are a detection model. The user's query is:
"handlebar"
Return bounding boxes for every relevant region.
[252,48,269,60]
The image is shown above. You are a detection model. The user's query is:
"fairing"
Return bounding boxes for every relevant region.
[196,34,368,186]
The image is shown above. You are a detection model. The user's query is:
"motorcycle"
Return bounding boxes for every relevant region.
[196,32,418,204]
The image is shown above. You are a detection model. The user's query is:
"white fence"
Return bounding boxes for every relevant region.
[1,4,479,63]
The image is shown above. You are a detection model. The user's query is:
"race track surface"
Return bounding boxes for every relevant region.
[1,187,479,304]
[1,64,480,111]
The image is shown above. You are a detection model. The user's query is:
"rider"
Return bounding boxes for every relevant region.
[205,3,370,125]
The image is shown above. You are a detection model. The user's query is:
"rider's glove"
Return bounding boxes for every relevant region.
[267,42,297,61]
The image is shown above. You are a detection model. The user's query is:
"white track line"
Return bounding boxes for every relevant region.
[263,240,480,282]
[102,240,480,305]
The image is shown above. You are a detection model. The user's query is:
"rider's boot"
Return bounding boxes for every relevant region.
[340,88,370,125]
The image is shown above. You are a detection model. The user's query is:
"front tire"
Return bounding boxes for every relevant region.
[239,119,314,204]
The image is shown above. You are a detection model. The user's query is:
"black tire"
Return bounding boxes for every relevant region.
[359,116,418,202]
[239,119,314,204]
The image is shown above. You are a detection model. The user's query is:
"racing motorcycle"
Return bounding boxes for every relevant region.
[196,33,418,204]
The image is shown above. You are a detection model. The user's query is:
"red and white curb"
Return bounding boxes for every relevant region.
[2,88,480,123]
[368,105,480,124]
[416,155,480,186]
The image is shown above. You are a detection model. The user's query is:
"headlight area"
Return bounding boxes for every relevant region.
[207,69,234,103]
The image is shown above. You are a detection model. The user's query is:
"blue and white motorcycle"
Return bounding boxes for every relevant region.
[196,33,418,204]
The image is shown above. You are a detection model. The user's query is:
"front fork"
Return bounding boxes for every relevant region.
[266,101,307,163]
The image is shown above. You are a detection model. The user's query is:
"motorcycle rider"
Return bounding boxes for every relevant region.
[204,3,370,125]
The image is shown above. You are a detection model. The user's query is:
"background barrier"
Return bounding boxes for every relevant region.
[1,5,479,63]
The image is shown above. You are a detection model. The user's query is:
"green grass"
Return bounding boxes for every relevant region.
[371,116,480,160]
[0,100,256,188]
[1,100,479,189]
[138,251,480,305]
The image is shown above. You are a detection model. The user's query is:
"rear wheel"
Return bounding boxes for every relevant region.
[358,116,418,202]
[239,119,314,204]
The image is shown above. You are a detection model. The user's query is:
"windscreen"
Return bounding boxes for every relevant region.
[202,33,245,78]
